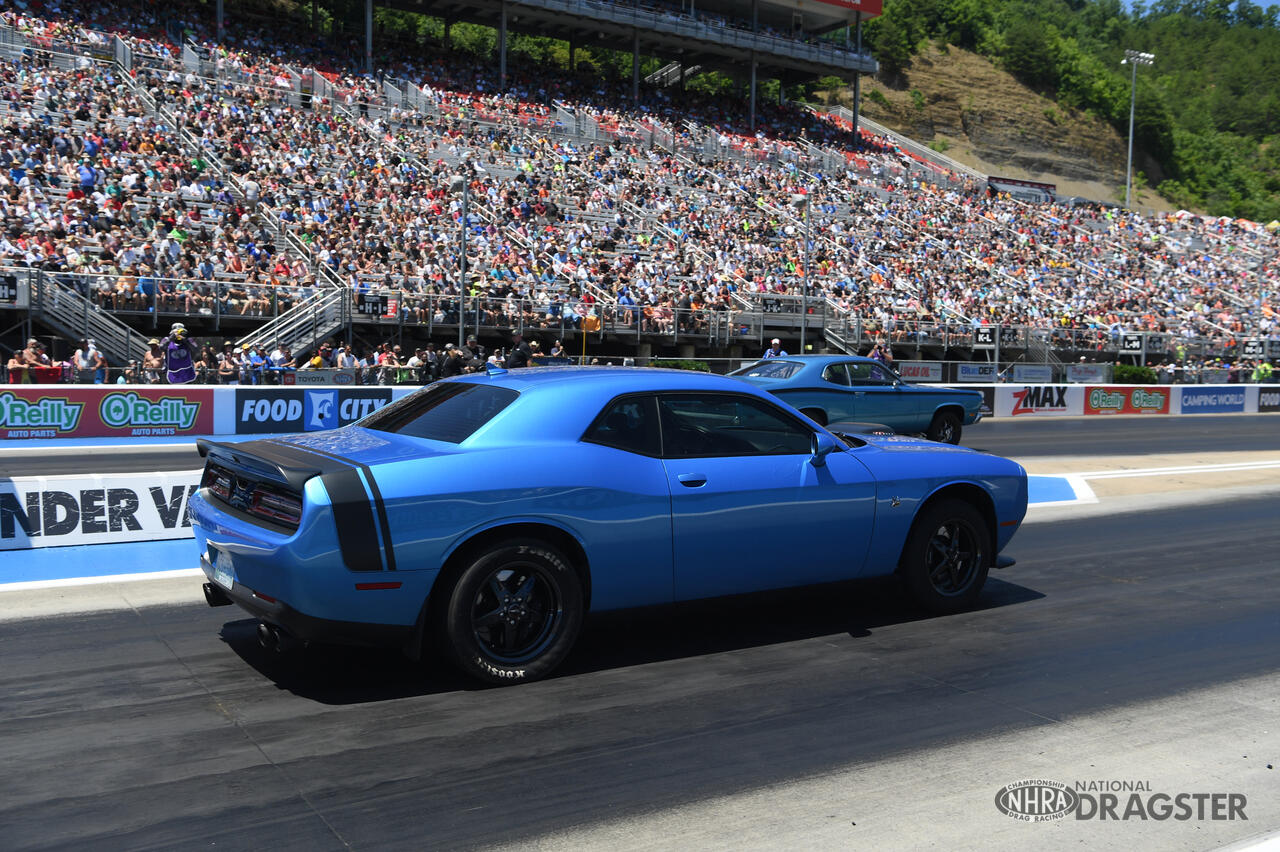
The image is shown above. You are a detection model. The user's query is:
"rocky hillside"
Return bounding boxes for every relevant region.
[820,44,1168,209]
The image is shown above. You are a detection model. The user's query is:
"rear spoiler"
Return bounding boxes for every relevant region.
[197,438,327,493]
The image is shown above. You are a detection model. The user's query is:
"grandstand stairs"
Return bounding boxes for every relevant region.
[26,271,152,366]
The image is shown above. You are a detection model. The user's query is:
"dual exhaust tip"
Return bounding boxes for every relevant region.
[202,582,290,651]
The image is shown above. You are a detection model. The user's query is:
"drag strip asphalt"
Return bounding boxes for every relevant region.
[1,413,1276,476]
[1,495,1277,850]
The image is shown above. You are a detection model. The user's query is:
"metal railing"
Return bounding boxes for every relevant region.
[21,268,148,366]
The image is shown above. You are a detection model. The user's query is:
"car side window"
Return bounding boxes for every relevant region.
[658,393,814,458]
[582,395,660,456]
[849,362,891,385]
[821,364,850,386]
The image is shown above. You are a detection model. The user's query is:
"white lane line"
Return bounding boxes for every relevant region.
[0,568,203,592]
[1073,460,1280,479]
[0,443,197,458]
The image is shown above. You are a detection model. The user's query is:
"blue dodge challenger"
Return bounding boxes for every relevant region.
[731,355,987,443]
[192,367,1026,684]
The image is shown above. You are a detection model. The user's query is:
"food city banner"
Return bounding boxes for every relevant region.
[897,361,943,382]
[1259,386,1280,413]
[234,387,394,434]
[0,387,214,438]
[0,470,202,550]
[1084,386,1171,415]
[994,385,1085,417]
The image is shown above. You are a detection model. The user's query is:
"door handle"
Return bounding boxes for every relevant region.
[677,473,707,487]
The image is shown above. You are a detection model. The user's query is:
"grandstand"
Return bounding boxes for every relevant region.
[1,0,1276,381]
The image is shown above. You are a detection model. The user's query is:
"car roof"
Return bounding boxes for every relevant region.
[451,366,754,394]
[436,367,785,446]
[744,354,884,367]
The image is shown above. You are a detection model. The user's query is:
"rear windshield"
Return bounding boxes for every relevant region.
[359,382,519,443]
[729,360,803,379]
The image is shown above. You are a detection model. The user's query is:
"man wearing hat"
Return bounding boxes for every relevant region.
[505,329,532,369]
[762,338,787,359]
[143,338,164,384]
[159,323,200,384]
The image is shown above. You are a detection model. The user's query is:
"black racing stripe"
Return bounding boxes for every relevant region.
[279,442,397,573]
[362,470,397,572]
[320,468,383,572]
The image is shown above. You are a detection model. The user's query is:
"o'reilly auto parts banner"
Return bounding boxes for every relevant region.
[1084,386,1171,415]
[235,388,392,434]
[0,388,213,438]
[1,470,201,550]
[995,385,1085,417]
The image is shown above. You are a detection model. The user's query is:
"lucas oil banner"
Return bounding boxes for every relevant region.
[1,470,202,550]
[0,388,214,438]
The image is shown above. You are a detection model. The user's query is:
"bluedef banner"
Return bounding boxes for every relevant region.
[1,470,202,550]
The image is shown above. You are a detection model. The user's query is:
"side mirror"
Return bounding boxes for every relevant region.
[810,431,840,467]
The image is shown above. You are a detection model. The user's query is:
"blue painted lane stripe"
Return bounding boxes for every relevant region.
[0,540,198,587]
[1028,475,1083,504]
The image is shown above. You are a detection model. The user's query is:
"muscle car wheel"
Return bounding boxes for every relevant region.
[926,411,962,444]
[900,499,990,614]
[439,540,583,684]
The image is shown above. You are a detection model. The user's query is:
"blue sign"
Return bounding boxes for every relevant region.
[957,363,997,382]
[1179,387,1245,413]
[304,390,339,430]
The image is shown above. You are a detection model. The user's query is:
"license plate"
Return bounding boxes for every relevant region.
[211,549,235,590]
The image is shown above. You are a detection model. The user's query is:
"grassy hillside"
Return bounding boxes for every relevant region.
[858,0,1280,220]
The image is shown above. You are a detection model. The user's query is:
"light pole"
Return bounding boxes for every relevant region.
[791,189,812,353]
[450,174,469,350]
[1121,50,1155,210]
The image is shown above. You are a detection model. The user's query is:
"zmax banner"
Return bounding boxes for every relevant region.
[0,470,202,550]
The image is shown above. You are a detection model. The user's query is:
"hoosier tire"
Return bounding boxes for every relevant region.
[899,499,990,614]
[437,539,583,685]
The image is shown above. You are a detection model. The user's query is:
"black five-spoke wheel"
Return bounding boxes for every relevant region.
[900,499,990,613]
[924,519,981,596]
[471,566,562,665]
[437,539,584,684]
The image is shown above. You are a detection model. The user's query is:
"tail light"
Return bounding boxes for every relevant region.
[202,462,302,529]
[249,487,302,526]
[203,464,233,500]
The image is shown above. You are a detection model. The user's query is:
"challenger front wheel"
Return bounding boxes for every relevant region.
[900,499,990,614]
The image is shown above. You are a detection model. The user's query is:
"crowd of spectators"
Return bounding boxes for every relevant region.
[1,0,1276,370]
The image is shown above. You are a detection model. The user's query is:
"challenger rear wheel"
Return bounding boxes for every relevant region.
[437,539,583,685]
[899,499,990,614]
[926,410,962,444]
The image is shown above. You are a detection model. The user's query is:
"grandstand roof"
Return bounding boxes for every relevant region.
[385,0,877,79]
